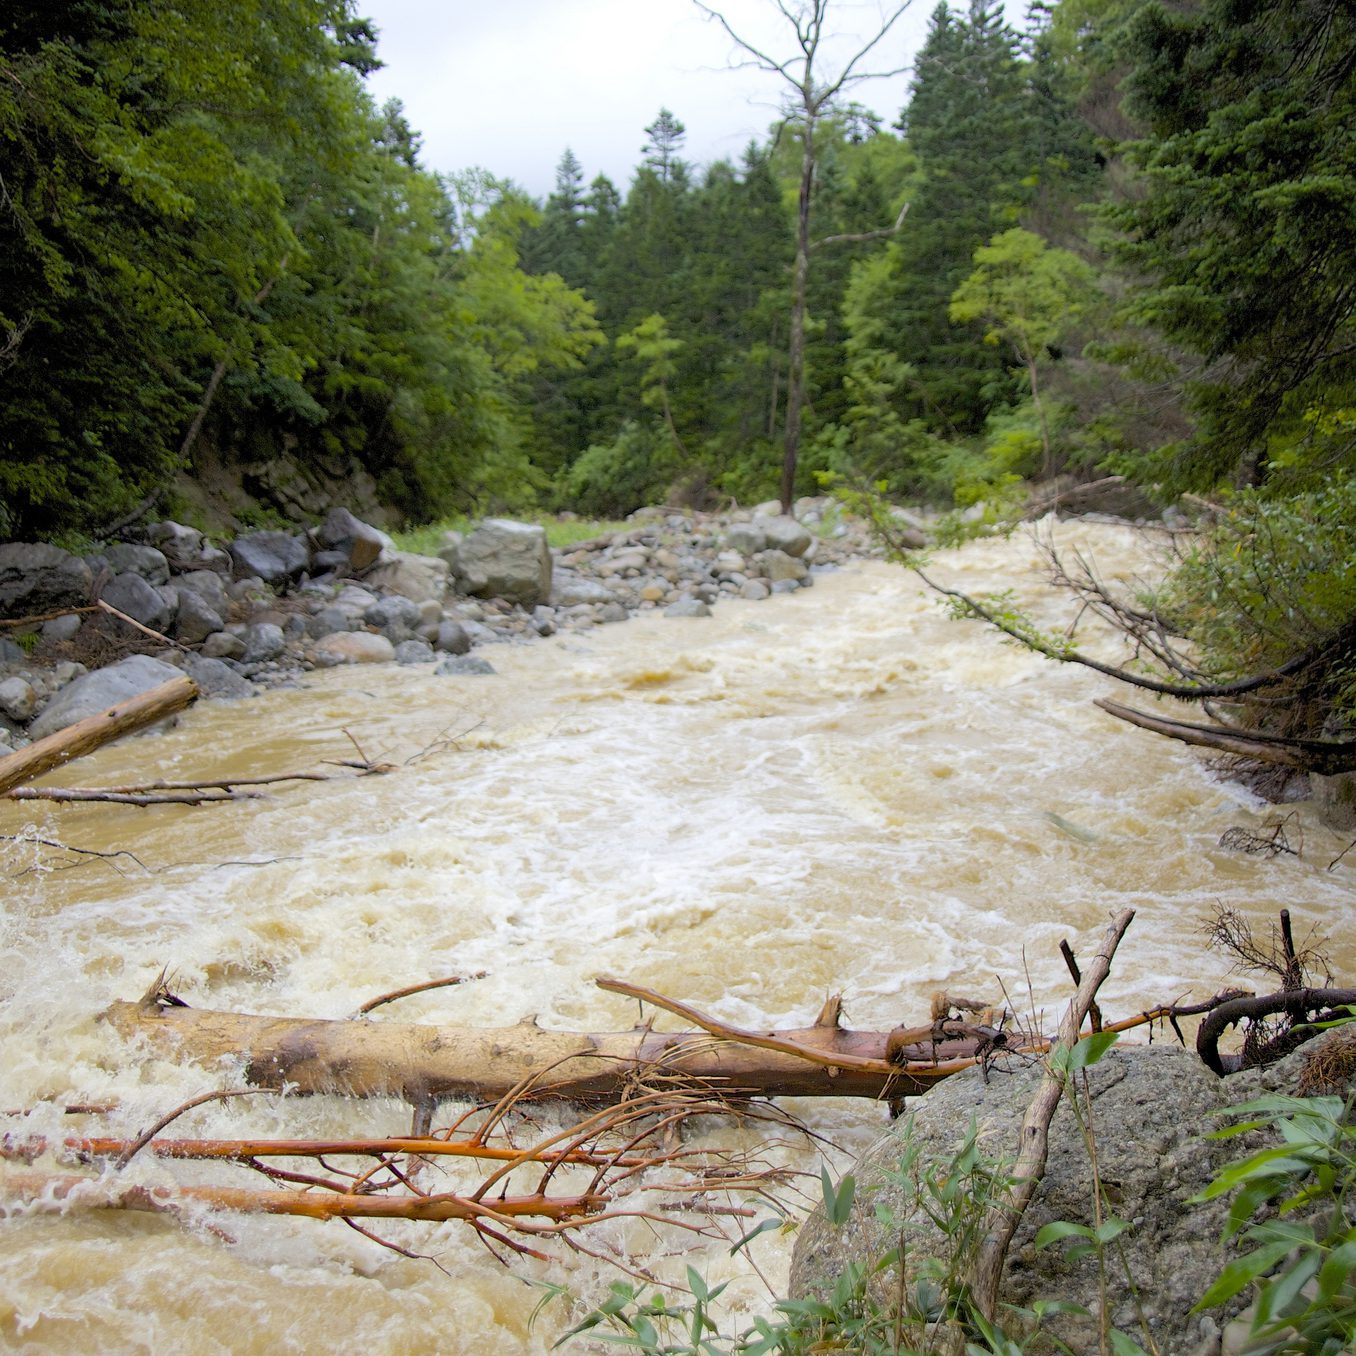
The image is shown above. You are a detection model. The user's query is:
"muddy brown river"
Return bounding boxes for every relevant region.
[1,521,1351,1353]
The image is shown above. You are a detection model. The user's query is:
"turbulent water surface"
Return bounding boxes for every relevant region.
[1,521,1352,1353]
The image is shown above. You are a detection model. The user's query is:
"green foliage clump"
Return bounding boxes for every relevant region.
[564,423,682,521]
[1156,482,1356,730]
[1190,1018,1356,1354]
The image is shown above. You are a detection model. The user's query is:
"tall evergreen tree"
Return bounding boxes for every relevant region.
[882,0,1037,432]
[1111,0,1356,491]
[641,108,689,185]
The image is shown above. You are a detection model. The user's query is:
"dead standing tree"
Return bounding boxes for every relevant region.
[693,0,914,514]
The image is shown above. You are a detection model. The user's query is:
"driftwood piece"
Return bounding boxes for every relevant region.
[102,995,956,1103]
[1196,986,1356,1075]
[102,976,1176,1108]
[1095,697,1356,775]
[0,676,198,796]
[0,1170,606,1226]
[968,908,1136,1324]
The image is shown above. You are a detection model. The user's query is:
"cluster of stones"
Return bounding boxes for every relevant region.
[0,499,883,748]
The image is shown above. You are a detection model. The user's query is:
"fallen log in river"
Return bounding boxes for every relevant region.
[103,974,1171,1108]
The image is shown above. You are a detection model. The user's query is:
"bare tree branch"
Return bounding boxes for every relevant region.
[692,0,916,512]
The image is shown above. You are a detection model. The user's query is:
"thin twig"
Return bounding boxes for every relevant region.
[356,973,490,1017]
[969,909,1136,1324]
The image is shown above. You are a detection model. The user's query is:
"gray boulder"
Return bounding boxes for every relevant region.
[664,598,711,618]
[0,677,37,722]
[0,543,93,615]
[445,519,552,608]
[311,632,395,666]
[99,572,177,633]
[551,573,616,607]
[202,632,247,660]
[364,596,423,631]
[173,570,229,616]
[28,654,183,739]
[726,515,813,559]
[431,620,472,655]
[756,549,808,583]
[172,589,226,645]
[41,614,83,643]
[760,515,813,558]
[228,531,310,586]
[104,543,170,584]
[307,606,355,640]
[723,521,767,556]
[362,551,450,605]
[169,653,254,700]
[239,622,286,663]
[789,1044,1311,1356]
[313,507,389,573]
[394,639,436,665]
[146,522,231,575]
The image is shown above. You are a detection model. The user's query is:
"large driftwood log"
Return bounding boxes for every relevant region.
[1095,697,1356,774]
[103,996,960,1103]
[103,978,1168,1107]
[0,676,198,796]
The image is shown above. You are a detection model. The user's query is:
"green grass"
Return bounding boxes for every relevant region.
[389,516,630,555]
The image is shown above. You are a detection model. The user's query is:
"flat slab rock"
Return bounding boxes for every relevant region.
[790,1043,1328,1356]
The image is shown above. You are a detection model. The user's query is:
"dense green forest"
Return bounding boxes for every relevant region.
[1,0,1354,735]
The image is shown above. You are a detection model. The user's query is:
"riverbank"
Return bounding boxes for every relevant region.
[0,499,900,751]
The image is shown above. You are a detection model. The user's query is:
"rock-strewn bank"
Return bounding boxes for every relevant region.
[791,1039,1354,1356]
[0,499,898,748]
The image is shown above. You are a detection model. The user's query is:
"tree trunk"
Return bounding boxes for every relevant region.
[781,120,816,515]
[102,982,1170,1109]
[0,676,198,796]
[102,998,997,1105]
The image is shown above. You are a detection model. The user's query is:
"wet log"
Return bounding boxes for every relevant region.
[103,997,959,1103]
[102,981,1167,1107]
[0,676,198,796]
[1095,697,1356,775]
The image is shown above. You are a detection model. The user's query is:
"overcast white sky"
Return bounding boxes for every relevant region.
[358,1,947,198]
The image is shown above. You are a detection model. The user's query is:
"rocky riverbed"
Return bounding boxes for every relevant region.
[0,499,908,749]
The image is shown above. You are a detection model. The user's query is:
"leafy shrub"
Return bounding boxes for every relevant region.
[563,421,682,519]
[1156,479,1356,731]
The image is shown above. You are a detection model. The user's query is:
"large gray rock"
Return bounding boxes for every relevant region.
[202,631,246,660]
[28,654,183,739]
[755,549,808,584]
[362,551,450,605]
[1311,771,1356,829]
[0,543,93,615]
[760,515,813,558]
[364,596,423,631]
[311,632,395,666]
[169,652,254,700]
[228,531,310,586]
[313,507,389,573]
[239,622,286,663]
[444,519,552,608]
[173,570,229,616]
[726,515,813,559]
[431,620,472,655]
[551,573,617,607]
[790,1044,1317,1356]
[0,677,37,721]
[104,543,170,584]
[146,522,231,575]
[172,590,226,645]
[99,572,177,633]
